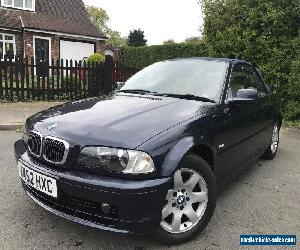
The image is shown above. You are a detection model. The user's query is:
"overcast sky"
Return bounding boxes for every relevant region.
[83,0,203,45]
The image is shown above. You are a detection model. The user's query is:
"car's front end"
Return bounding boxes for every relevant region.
[15,128,172,234]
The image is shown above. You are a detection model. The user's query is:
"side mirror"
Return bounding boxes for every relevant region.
[113,82,125,91]
[228,89,258,106]
[236,88,258,100]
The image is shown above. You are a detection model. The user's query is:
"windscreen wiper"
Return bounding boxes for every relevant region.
[154,93,216,103]
[117,89,156,94]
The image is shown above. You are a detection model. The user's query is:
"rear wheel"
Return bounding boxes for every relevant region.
[155,154,217,244]
[262,123,280,160]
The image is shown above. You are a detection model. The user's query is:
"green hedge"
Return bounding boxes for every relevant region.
[286,55,300,121]
[122,43,209,69]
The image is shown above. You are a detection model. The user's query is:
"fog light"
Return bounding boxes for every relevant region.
[101,203,111,215]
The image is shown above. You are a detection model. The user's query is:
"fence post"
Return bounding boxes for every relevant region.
[4,57,8,100]
[83,60,88,98]
[0,59,2,98]
[9,57,14,101]
[103,55,114,95]
[70,59,73,100]
[87,61,94,97]
[95,62,100,96]
[60,59,64,100]
[20,56,25,101]
[25,57,30,100]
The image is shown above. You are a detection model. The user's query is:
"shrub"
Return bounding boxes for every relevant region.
[121,43,209,69]
[87,53,105,65]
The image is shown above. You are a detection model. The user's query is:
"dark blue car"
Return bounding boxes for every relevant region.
[15,57,282,244]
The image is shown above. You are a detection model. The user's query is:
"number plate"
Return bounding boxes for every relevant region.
[18,161,58,198]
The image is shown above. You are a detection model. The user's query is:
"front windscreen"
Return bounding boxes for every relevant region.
[121,59,228,102]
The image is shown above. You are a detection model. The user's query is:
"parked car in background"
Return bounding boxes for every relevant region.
[15,57,282,244]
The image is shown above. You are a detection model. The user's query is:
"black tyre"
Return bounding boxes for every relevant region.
[155,154,217,245]
[262,123,280,160]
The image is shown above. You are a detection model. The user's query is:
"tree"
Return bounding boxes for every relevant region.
[127,29,147,47]
[86,5,109,34]
[184,36,203,44]
[201,0,300,118]
[86,5,127,48]
[163,39,176,45]
[106,30,127,48]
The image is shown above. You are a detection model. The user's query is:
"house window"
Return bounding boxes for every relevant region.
[1,0,35,11]
[0,34,16,60]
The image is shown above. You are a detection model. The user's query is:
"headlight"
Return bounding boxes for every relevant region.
[76,147,155,174]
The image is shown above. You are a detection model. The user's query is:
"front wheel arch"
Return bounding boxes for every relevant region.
[160,137,215,177]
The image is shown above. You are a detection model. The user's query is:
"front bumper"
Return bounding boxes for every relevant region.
[15,140,172,234]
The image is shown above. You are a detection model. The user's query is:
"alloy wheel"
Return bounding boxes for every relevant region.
[271,124,279,154]
[160,168,208,234]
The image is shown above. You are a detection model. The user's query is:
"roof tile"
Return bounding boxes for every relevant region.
[0,9,22,30]
[0,0,105,38]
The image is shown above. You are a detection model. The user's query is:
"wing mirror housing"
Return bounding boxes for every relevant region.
[228,89,258,105]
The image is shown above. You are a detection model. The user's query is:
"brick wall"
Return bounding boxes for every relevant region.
[2,29,105,60]
[23,31,33,58]
[52,35,60,59]
[96,40,106,54]
[15,32,23,55]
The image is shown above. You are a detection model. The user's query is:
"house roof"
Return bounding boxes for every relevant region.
[0,0,106,39]
[0,9,22,30]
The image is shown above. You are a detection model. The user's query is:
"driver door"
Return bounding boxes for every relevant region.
[225,63,262,171]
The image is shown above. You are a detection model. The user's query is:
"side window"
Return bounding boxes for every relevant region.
[253,70,268,97]
[228,64,258,100]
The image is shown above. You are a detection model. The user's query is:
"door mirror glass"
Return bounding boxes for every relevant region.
[236,88,258,100]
